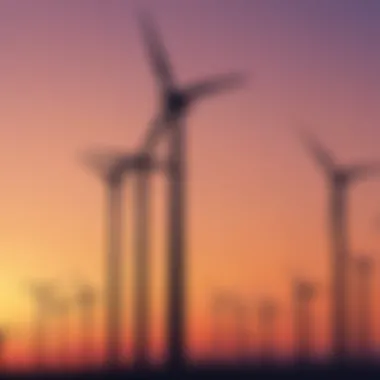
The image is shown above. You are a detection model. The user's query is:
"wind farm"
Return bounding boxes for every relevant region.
[1,1,380,379]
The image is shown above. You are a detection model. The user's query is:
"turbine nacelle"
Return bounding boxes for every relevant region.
[332,169,352,187]
[297,127,380,185]
[26,281,58,314]
[80,150,157,184]
[294,279,317,301]
[165,90,188,116]
[162,73,248,120]
[333,163,380,186]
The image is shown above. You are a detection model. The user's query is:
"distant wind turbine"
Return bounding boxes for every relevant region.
[131,162,153,369]
[0,328,7,371]
[297,128,380,362]
[233,298,250,363]
[52,295,71,368]
[210,293,231,361]
[136,10,248,369]
[258,299,278,364]
[353,255,374,360]
[26,281,57,370]
[81,151,126,370]
[76,281,97,367]
[80,149,156,369]
[292,278,317,363]
[368,218,380,358]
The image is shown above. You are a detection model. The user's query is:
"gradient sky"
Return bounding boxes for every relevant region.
[1,0,380,369]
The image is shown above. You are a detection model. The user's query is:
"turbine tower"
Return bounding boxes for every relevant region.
[136,10,247,369]
[26,281,57,370]
[81,151,126,370]
[353,255,374,360]
[76,282,97,367]
[297,128,380,362]
[233,298,250,363]
[80,149,156,369]
[132,159,153,368]
[0,328,7,371]
[258,299,277,364]
[52,295,71,368]
[292,278,317,363]
[210,293,231,361]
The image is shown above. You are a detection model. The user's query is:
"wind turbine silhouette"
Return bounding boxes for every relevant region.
[80,149,156,369]
[353,255,374,361]
[257,299,278,364]
[297,128,380,362]
[292,278,317,363]
[26,281,57,370]
[52,295,71,368]
[81,151,126,370]
[233,298,250,363]
[0,328,7,371]
[210,293,232,361]
[368,218,380,358]
[131,162,153,369]
[136,10,247,369]
[137,11,247,148]
[75,281,97,367]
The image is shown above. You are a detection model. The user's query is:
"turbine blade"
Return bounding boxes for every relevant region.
[79,149,131,176]
[296,128,334,173]
[185,72,247,102]
[347,162,380,180]
[139,115,167,152]
[136,10,174,90]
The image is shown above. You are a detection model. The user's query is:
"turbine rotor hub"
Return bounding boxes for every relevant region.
[334,171,349,185]
[166,90,187,115]
[134,153,155,171]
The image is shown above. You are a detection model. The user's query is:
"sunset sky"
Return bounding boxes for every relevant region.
[1,0,380,370]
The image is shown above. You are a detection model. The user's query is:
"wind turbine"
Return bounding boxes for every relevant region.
[210,293,230,361]
[52,295,71,369]
[81,151,126,370]
[257,299,278,364]
[292,278,317,363]
[131,160,153,369]
[75,281,97,367]
[136,10,248,369]
[353,255,374,361]
[297,128,380,362]
[233,298,250,364]
[369,217,380,355]
[211,293,249,363]
[0,328,7,371]
[26,281,57,370]
[80,149,156,369]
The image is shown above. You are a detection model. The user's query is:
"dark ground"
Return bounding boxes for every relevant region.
[1,362,380,379]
